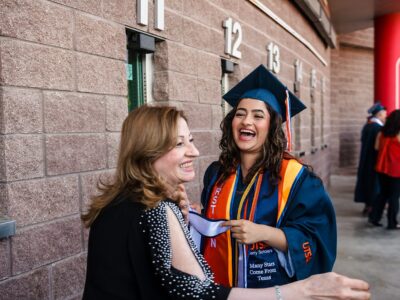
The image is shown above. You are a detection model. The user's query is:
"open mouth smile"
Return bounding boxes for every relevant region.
[180,161,193,168]
[239,129,256,137]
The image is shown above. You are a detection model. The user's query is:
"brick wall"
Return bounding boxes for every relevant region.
[0,0,127,298]
[1,0,333,297]
[330,28,374,174]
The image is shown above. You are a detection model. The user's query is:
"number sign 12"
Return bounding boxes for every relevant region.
[223,18,242,59]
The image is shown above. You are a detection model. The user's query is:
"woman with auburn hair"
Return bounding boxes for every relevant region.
[369,109,400,229]
[82,104,370,300]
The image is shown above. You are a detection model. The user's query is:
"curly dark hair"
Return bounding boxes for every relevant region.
[382,109,400,137]
[218,101,295,189]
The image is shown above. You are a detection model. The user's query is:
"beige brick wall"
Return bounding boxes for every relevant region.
[331,28,374,174]
[0,0,127,297]
[339,28,374,49]
[0,0,341,297]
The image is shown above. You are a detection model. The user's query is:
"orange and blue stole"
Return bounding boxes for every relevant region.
[203,160,303,288]
[203,168,238,287]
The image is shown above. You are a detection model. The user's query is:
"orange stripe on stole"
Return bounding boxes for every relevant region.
[277,159,303,222]
[203,173,236,287]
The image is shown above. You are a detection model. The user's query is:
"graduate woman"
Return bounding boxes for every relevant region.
[200,65,337,289]
[82,105,369,299]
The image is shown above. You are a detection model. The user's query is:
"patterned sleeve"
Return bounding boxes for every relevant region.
[141,201,231,300]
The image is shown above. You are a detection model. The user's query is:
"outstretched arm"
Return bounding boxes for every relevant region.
[227,272,370,300]
[151,202,370,300]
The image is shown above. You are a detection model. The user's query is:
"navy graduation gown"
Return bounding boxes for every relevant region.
[201,161,337,285]
[354,122,382,205]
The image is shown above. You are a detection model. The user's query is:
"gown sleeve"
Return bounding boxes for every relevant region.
[141,201,231,300]
[280,170,337,280]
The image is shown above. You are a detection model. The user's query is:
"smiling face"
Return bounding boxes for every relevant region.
[232,98,270,155]
[153,117,199,189]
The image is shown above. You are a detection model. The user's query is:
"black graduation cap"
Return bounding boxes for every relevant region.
[222,64,306,122]
[367,102,386,116]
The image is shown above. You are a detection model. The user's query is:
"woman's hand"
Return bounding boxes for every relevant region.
[222,219,288,251]
[173,184,190,224]
[222,219,265,244]
[284,272,371,300]
[189,201,202,213]
[174,185,202,223]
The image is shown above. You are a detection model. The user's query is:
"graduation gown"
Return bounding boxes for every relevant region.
[354,121,382,205]
[201,160,337,288]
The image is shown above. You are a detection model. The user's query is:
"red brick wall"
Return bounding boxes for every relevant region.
[330,28,374,174]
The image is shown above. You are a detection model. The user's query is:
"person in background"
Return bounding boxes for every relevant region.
[82,105,370,300]
[200,65,336,289]
[354,102,387,218]
[369,109,400,229]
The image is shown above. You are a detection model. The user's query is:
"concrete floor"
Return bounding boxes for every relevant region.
[329,175,400,300]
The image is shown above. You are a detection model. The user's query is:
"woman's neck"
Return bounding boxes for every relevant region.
[240,152,259,179]
[163,182,178,198]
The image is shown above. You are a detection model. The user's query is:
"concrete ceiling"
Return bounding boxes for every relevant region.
[329,0,400,34]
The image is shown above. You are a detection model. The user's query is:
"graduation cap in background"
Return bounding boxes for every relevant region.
[222,64,306,151]
[367,102,386,116]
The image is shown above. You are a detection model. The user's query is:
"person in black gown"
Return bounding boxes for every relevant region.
[354,102,386,218]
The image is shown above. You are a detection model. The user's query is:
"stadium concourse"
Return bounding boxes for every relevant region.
[330,174,400,300]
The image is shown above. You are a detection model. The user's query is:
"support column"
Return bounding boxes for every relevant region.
[375,13,400,112]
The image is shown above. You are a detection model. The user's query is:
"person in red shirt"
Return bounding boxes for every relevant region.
[369,109,400,229]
